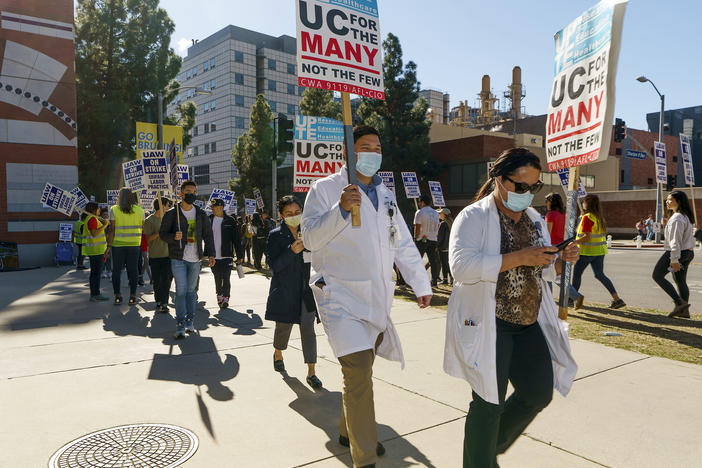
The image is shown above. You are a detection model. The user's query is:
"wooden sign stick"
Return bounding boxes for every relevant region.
[558,165,581,321]
[689,184,698,226]
[341,92,361,227]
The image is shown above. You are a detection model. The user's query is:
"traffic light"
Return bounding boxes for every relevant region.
[278,113,294,154]
[614,118,626,142]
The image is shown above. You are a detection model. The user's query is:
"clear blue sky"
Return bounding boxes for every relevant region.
[154,0,699,130]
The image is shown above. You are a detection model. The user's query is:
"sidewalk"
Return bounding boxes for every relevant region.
[2,266,701,467]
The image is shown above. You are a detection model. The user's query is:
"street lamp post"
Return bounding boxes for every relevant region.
[637,76,665,243]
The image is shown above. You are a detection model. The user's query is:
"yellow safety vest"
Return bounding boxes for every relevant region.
[81,215,107,256]
[578,213,607,256]
[111,205,144,247]
[73,220,84,244]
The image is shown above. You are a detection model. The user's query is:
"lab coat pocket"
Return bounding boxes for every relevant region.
[326,278,373,321]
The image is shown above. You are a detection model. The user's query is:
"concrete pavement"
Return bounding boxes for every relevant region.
[2,266,702,467]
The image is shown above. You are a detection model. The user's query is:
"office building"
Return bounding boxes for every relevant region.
[646,105,702,185]
[167,25,303,195]
[419,89,450,124]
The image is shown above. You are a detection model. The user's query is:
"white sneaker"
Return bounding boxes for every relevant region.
[185,323,195,334]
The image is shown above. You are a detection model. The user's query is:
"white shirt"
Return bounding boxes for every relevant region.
[181,206,199,263]
[414,205,439,241]
[664,212,696,261]
[212,216,224,259]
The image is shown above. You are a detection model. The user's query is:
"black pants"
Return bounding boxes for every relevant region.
[652,250,694,303]
[463,319,554,468]
[149,257,172,306]
[212,258,233,298]
[416,240,440,283]
[111,246,140,296]
[88,255,104,296]
[439,250,452,282]
[253,237,266,269]
[243,239,252,263]
[572,254,617,295]
[75,242,84,266]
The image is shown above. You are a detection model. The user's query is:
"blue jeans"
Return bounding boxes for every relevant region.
[171,259,200,327]
[572,254,617,296]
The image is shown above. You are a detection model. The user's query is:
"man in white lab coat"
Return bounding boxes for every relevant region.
[301,125,432,468]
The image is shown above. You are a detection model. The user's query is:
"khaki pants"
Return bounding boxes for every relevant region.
[338,333,383,467]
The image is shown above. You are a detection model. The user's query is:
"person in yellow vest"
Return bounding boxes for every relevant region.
[73,214,87,270]
[82,202,108,301]
[107,187,144,305]
[572,194,626,309]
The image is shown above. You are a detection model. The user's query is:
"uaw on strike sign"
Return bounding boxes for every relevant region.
[545,0,627,172]
[294,115,344,192]
[296,0,384,99]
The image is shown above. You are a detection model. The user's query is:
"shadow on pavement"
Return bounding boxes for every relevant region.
[208,307,265,335]
[284,376,436,468]
[0,266,69,312]
[580,304,702,329]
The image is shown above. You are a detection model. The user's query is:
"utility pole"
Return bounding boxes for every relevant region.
[272,117,278,222]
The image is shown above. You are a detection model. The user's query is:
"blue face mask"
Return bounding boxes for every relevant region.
[499,180,534,212]
[355,152,382,177]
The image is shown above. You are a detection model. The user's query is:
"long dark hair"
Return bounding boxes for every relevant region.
[669,190,695,222]
[475,147,542,202]
[582,194,607,232]
[118,187,134,214]
[545,192,565,214]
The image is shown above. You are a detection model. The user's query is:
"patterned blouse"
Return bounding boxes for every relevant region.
[495,210,543,325]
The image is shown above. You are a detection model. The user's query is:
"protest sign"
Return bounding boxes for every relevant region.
[227,199,239,216]
[207,189,235,212]
[680,134,695,186]
[654,142,667,185]
[138,190,159,214]
[70,187,89,212]
[428,181,445,207]
[123,159,146,191]
[136,122,183,162]
[142,150,171,191]
[59,223,73,242]
[545,0,627,171]
[557,169,587,198]
[378,171,395,196]
[253,188,265,210]
[41,183,77,216]
[106,190,119,206]
[193,200,204,209]
[177,165,189,188]
[401,172,420,199]
[98,203,108,211]
[245,198,257,216]
[293,115,344,192]
[168,138,178,192]
[296,0,384,100]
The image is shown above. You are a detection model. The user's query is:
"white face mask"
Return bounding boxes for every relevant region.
[284,214,302,228]
[356,152,382,177]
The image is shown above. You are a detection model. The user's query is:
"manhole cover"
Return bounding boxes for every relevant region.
[48,423,198,468]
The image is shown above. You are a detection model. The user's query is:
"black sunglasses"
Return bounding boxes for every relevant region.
[502,175,544,194]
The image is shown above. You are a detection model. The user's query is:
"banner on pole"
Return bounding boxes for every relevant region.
[138,190,159,213]
[106,190,119,207]
[177,165,189,188]
[545,0,628,171]
[136,122,183,162]
[207,189,235,213]
[70,187,89,212]
[168,137,179,192]
[293,115,344,192]
[59,223,73,242]
[428,181,445,207]
[681,134,695,185]
[253,188,265,209]
[401,172,420,199]
[556,169,587,198]
[245,198,257,216]
[142,150,171,191]
[654,142,667,185]
[378,171,395,196]
[296,0,385,100]
[41,183,77,216]
[123,159,146,191]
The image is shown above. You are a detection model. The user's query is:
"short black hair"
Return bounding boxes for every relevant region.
[353,125,379,142]
[85,202,99,214]
[420,193,432,206]
[153,197,171,211]
[181,180,197,191]
[278,195,301,214]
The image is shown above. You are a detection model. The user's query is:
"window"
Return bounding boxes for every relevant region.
[193,126,199,136]
[582,175,595,188]
[287,63,295,74]
[176,95,182,104]
[210,57,216,69]
[235,117,245,128]
[203,60,209,72]
[449,163,487,195]
[193,146,199,156]
[235,95,244,106]
[268,80,276,92]
[621,170,625,184]
[269,101,276,112]
[203,82,210,91]
[194,164,209,185]
[268,59,276,70]
[210,100,216,111]
[287,84,295,95]
[186,69,191,80]
[298,86,304,96]
[234,51,243,63]
[287,104,295,115]
[211,121,217,132]
[192,66,197,77]
[211,141,217,152]
[203,102,210,113]
[648,178,654,185]
[235,73,244,85]
[210,79,216,90]
[204,143,210,154]
[615,147,622,155]
[204,123,209,134]
[539,172,560,186]
[672,155,678,162]
[186,89,192,99]
[187,147,193,157]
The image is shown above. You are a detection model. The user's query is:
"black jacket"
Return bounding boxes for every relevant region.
[438,220,450,251]
[264,222,317,324]
[206,214,244,259]
[159,203,215,261]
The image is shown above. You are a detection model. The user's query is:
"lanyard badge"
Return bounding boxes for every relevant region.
[386,199,399,249]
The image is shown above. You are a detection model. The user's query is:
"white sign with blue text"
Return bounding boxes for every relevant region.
[245,198,257,216]
[106,190,119,207]
[70,187,89,212]
[428,181,445,207]
[557,169,587,198]
[378,171,395,196]
[401,171,420,199]
[123,159,146,191]
[41,183,77,216]
[142,150,171,191]
[680,134,695,186]
[654,142,667,185]
[59,223,73,242]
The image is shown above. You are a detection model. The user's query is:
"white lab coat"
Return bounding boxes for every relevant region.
[301,167,432,366]
[443,194,578,404]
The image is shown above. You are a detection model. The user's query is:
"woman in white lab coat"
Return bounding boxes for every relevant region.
[443,148,579,468]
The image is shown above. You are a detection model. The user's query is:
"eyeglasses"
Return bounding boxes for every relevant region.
[502,175,544,194]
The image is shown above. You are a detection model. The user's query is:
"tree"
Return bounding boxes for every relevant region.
[231,95,277,209]
[75,0,182,197]
[356,33,440,219]
[299,88,342,120]
[165,100,196,149]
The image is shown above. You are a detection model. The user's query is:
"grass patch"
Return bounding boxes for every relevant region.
[394,286,702,366]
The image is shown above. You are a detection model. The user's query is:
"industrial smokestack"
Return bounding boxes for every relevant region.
[510,66,523,119]
[479,75,496,123]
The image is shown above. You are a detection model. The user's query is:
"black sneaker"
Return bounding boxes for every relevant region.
[306,375,323,389]
[338,435,385,456]
[609,298,626,309]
